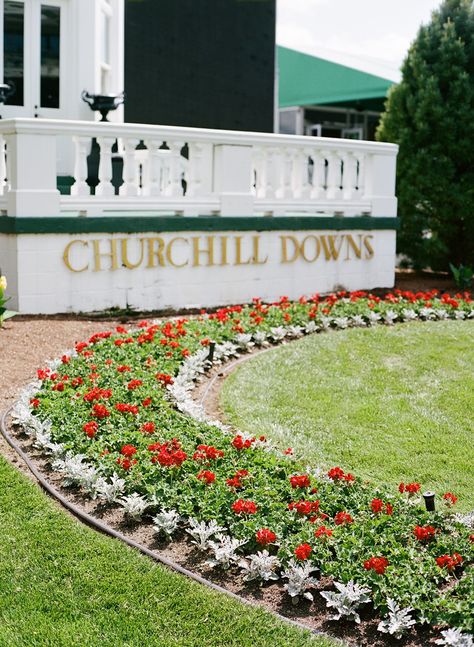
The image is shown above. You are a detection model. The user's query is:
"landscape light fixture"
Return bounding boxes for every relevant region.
[423,491,436,512]
[207,341,216,365]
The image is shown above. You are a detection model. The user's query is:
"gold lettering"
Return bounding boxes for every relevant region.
[301,235,320,263]
[234,236,252,265]
[345,234,362,260]
[251,235,268,265]
[280,235,300,263]
[192,236,215,266]
[219,236,229,266]
[92,238,119,272]
[63,240,89,273]
[121,238,145,269]
[166,237,189,267]
[146,237,166,268]
[320,235,344,261]
[364,235,375,259]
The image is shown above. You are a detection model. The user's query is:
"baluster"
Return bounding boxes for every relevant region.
[186,142,202,197]
[342,151,357,201]
[355,153,365,197]
[281,148,294,199]
[294,148,311,199]
[263,147,276,199]
[310,150,324,199]
[70,136,90,196]
[252,147,265,198]
[164,140,185,197]
[119,137,140,196]
[143,139,163,196]
[326,150,342,200]
[0,135,6,195]
[95,136,116,197]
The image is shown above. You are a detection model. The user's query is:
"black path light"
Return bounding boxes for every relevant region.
[423,491,436,512]
[81,90,125,122]
[207,341,216,365]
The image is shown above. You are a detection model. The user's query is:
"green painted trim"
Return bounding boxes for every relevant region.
[0,215,399,235]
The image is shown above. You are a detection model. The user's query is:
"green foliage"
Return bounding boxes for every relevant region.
[26,292,474,630]
[0,272,16,326]
[377,0,474,270]
[450,262,474,289]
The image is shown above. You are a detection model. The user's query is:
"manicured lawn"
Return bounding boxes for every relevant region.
[222,321,474,510]
[0,457,333,647]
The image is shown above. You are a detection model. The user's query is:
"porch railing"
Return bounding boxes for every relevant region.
[0,118,398,218]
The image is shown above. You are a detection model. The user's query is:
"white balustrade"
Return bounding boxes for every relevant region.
[0,118,398,218]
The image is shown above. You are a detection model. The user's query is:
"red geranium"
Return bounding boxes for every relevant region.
[232,499,257,515]
[256,528,276,546]
[128,379,143,390]
[140,422,156,434]
[83,420,98,438]
[92,403,110,419]
[232,434,255,450]
[399,482,421,494]
[371,498,393,515]
[290,474,311,489]
[156,373,174,385]
[288,500,320,516]
[314,525,333,539]
[294,543,312,561]
[364,556,389,575]
[436,553,463,571]
[120,444,137,457]
[334,511,353,526]
[197,470,216,485]
[414,525,436,542]
[443,492,458,507]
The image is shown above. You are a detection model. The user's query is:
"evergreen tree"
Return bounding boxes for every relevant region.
[377,0,474,270]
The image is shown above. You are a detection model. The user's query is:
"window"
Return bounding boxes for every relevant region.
[3,0,24,106]
[40,4,60,108]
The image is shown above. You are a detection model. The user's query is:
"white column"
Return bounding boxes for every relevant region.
[213,144,254,216]
[5,129,60,216]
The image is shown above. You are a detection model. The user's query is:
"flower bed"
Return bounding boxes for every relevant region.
[12,290,474,644]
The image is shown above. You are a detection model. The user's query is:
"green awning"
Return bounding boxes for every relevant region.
[278,46,395,108]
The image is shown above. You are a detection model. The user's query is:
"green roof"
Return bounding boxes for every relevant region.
[278,46,395,109]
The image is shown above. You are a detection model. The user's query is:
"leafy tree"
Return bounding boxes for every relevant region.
[377,0,474,270]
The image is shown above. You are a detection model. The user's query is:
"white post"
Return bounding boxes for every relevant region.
[363,151,398,217]
[5,128,60,217]
[213,144,254,216]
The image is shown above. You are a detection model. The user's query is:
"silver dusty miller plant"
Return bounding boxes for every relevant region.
[152,509,181,538]
[320,580,371,623]
[435,629,474,647]
[186,518,225,550]
[238,550,280,583]
[281,559,318,604]
[96,473,126,503]
[206,534,246,569]
[118,493,148,520]
[377,598,416,639]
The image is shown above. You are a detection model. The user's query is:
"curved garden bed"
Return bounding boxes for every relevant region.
[10,289,474,645]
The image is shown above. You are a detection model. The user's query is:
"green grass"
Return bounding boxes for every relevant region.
[222,321,474,510]
[0,457,336,647]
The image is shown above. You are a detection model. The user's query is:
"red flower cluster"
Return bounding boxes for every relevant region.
[89,331,112,344]
[314,525,333,539]
[140,422,156,434]
[232,499,257,515]
[399,482,421,494]
[371,498,394,515]
[288,499,320,516]
[334,511,353,526]
[30,398,40,409]
[148,438,187,468]
[197,470,215,485]
[232,434,256,450]
[436,553,463,571]
[443,492,458,506]
[83,387,112,402]
[92,403,110,418]
[156,373,174,385]
[116,456,137,470]
[328,466,355,482]
[294,543,312,561]
[117,365,131,373]
[256,528,276,546]
[83,420,98,438]
[414,525,436,542]
[226,469,249,489]
[364,556,389,575]
[115,403,139,415]
[289,474,311,489]
[120,444,137,457]
[193,444,225,462]
[127,379,143,390]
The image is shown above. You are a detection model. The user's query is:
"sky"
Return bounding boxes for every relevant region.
[276,0,443,81]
